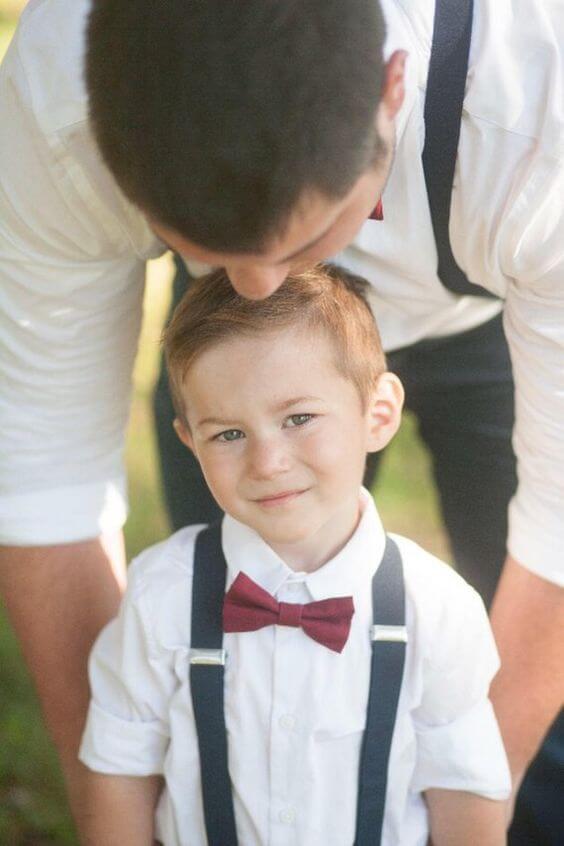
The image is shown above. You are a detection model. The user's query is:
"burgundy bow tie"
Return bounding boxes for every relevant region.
[368,198,384,221]
[223,572,355,653]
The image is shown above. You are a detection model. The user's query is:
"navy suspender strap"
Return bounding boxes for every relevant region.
[354,536,407,846]
[422,0,496,299]
[190,526,406,846]
[189,523,238,846]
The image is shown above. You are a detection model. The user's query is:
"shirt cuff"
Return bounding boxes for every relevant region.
[508,496,564,587]
[412,699,511,800]
[79,701,168,776]
[0,478,128,545]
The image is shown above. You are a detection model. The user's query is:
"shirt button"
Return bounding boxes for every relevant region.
[279,807,295,824]
[279,713,297,730]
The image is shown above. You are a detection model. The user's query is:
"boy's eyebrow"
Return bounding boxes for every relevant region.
[273,395,322,411]
[196,396,322,429]
[196,415,239,430]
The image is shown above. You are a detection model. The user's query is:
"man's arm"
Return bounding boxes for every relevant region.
[0,535,127,837]
[496,159,564,802]
[490,555,564,796]
[82,772,162,846]
[426,789,506,846]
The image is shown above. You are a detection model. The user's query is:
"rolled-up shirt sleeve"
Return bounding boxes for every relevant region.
[79,554,174,776]
[0,29,149,545]
[411,580,511,798]
[502,159,564,586]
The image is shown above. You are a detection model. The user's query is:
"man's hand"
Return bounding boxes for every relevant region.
[490,555,564,812]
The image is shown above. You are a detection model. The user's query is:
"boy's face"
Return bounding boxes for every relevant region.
[175,326,402,566]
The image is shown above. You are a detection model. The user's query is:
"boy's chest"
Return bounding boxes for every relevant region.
[160,580,421,845]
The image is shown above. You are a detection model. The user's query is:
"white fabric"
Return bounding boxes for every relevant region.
[1,1,564,585]
[80,491,511,846]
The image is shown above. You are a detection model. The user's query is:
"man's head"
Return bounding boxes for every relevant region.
[163,264,403,559]
[86,1,407,297]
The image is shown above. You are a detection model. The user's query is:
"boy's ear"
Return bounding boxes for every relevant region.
[365,372,404,453]
[173,417,195,453]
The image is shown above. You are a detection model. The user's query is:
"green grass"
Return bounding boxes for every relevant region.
[0,10,448,840]
[124,257,175,560]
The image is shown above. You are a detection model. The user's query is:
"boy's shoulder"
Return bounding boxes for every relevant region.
[389,533,491,658]
[390,532,478,601]
[124,523,209,650]
[127,522,207,597]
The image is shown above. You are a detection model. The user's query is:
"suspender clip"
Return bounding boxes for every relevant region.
[370,625,408,643]
[189,648,227,666]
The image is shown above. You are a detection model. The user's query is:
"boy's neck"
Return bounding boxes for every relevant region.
[261,494,362,574]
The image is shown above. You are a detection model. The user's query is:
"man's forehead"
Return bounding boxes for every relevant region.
[147,172,369,266]
[150,215,336,268]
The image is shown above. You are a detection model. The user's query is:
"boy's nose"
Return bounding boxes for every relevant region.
[247,438,291,480]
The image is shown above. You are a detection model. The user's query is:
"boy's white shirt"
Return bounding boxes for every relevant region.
[80,489,510,846]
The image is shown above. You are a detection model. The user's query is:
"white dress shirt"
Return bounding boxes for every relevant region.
[1,0,564,586]
[80,491,510,846]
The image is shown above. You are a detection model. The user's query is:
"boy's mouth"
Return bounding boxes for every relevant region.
[253,488,308,508]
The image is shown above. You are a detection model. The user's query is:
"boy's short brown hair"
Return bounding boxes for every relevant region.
[163,264,386,424]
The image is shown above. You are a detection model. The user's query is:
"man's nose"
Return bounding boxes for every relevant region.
[248,437,290,479]
[224,262,290,300]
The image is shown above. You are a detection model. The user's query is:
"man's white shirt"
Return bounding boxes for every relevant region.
[1,0,564,585]
[79,491,510,845]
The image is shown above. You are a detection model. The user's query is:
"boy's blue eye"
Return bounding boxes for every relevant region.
[286,413,313,427]
[216,429,244,442]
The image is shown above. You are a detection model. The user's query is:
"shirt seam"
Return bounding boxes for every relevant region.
[462,108,564,155]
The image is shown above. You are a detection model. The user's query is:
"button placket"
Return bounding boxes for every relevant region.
[269,619,303,843]
[269,579,310,843]
[279,713,297,731]
[278,807,296,824]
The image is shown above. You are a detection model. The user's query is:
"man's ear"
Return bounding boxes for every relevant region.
[377,49,408,125]
[173,417,195,453]
[365,372,404,453]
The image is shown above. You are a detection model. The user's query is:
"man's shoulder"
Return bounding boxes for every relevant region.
[467,0,564,145]
[9,0,89,133]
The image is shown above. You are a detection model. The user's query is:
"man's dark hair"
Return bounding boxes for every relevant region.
[86,1,386,252]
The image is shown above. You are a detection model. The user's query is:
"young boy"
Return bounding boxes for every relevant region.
[79,265,510,845]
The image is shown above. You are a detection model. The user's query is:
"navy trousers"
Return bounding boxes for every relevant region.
[153,257,563,844]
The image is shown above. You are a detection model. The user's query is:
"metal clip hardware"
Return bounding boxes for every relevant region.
[370,625,408,643]
[189,648,227,666]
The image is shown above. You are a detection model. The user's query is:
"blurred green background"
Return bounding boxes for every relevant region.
[0,3,447,842]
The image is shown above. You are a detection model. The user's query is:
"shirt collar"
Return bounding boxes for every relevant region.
[221,488,386,602]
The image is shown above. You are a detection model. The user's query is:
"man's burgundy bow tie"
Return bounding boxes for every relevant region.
[368,198,384,221]
[223,572,355,653]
